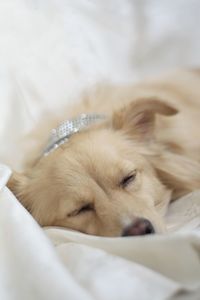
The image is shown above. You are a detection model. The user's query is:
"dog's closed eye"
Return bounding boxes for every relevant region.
[120,171,137,188]
[68,203,94,217]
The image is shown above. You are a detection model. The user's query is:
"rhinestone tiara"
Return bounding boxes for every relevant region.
[42,113,106,156]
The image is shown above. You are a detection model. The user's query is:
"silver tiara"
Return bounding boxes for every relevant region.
[43,113,106,156]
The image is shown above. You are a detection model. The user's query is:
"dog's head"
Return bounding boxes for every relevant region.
[8,98,178,236]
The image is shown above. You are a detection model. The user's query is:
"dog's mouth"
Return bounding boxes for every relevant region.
[122,218,155,237]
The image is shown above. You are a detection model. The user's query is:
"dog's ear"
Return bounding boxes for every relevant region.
[7,172,31,210]
[112,97,178,141]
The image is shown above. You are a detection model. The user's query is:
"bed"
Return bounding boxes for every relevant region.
[0,1,200,299]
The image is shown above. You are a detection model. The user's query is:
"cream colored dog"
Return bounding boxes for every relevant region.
[8,70,200,236]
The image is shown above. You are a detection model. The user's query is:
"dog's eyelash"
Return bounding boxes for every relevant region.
[120,171,137,188]
[68,203,94,217]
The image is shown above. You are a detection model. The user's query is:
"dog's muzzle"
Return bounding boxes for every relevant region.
[122,218,155,236]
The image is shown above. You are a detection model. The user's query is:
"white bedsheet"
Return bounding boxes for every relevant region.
[0,1,200,299]
[0,164,200,300]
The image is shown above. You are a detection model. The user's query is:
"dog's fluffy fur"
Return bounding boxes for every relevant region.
[8,70,200,236]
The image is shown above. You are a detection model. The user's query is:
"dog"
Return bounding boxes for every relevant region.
[7,69,200,236]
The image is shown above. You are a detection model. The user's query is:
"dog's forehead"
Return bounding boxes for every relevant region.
[62,136,122,170]
[56,129,141,176]
[62,129,132,161]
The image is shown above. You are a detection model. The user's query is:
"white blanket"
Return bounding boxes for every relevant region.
[0,164,200,300]
[0,1,200,299]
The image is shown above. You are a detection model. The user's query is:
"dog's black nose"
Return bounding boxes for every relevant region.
[122,218,155,236]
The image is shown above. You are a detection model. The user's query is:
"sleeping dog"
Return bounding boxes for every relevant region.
[8,70,200,236]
